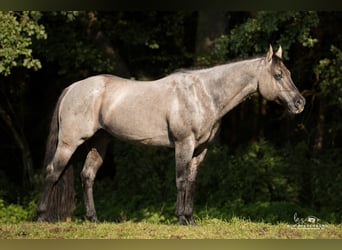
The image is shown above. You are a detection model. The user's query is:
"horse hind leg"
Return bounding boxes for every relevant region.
[37,142,79,221]
[81,132,111,223]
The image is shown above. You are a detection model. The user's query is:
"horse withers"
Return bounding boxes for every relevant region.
[37,45,305,225]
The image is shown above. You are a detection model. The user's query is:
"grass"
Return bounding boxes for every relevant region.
[1,218,341,239]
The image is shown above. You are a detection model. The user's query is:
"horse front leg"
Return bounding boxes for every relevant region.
[184,147,207,225]
[175,138,194,225]
[174,138,207,225]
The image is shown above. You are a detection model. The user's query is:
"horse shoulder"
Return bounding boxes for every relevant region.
[167,73,217,143]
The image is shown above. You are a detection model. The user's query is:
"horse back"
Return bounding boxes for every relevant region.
[101,73,217,146]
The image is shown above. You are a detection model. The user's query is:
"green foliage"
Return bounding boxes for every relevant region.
[311,148,342,223]
[111,142,175,206]
[69,139,341,224]
[1,138,338,224]
[0,171,40,223]
[35,12,116,78]
[0,199,35,223]
[195,140,303,223]
[207,11,319,64]
[197,140,299,206]
[34,11,195,80]
[104,11,195,76]
[73,140,176,223]
[0,11,46,76]
[315,45,342,108]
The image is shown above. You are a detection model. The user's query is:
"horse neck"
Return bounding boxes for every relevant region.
[200,58,263,119]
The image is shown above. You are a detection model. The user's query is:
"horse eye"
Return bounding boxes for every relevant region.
[274,72,283,81]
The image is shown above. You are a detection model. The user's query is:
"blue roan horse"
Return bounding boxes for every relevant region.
[37,45,305,225]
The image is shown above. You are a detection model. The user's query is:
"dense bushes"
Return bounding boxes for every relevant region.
[0,199,36,223]
[71,139,342,224]
[1,138,341,224]
[72,141,176,223]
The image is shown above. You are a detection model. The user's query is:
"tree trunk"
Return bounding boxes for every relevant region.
[0,102,34,188]
[313,97,325,155]
[300,96,325,208]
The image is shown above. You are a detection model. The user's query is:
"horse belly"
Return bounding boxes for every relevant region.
[101,97,172,147]
[104,115,172,147]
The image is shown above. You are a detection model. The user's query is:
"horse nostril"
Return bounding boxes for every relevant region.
[295,97,305,108]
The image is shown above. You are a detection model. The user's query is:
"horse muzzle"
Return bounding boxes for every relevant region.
[288,95,305,114]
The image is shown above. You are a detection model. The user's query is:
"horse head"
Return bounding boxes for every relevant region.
[258,45,305,114]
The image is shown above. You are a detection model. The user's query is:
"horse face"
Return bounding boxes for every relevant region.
[258,45,305,114]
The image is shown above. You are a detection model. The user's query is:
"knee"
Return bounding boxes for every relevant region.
[81,168,97,187]
[81,168,94,181]
[176,178,186,190]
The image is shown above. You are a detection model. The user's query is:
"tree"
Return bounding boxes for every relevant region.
[0,11,46,75]
[0,11,47,188]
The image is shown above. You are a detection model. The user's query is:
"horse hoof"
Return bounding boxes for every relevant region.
[37,216,45,222]
[36,212,47,222]
[178,216,188,225]
[189,219,197,226]
[187,216,197,226]
[85,215,99,223]
[178,216,197,226]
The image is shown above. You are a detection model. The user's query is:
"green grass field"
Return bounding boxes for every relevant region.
[1,218,341,239]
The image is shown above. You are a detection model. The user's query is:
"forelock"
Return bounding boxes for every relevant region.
[272,55,283,66]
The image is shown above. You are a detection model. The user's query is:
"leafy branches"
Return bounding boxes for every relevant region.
[315,45,342,108]
[0,11,47,76]
[210,11,319,62]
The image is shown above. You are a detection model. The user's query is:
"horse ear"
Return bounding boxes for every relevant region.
[275,45,282,59]
[266,44,273,62]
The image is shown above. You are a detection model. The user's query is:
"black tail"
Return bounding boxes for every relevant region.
[39,88,76,222]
